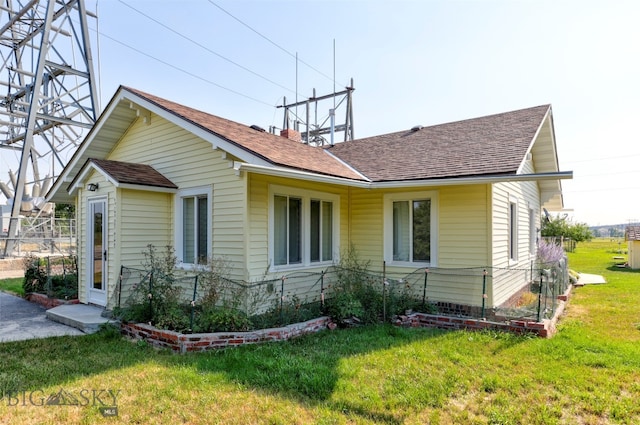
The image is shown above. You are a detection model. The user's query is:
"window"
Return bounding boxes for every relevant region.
[529,207,536,255]
[270,185,338,269]
[176,187,211,266]
[310,199,333,262]
[385,192,437,265]
[274,195,302,266]
[509,201,517,261]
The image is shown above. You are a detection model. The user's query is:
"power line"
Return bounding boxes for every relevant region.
[207,0,341,87]
[98,31,275,107]
[574,169,640,178]
[117,0,294,95]
[566,186,640,193]
[563,152,640,164]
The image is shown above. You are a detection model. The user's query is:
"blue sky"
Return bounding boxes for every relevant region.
[28,0,640,225]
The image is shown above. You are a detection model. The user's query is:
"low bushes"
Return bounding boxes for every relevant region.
[115,244,433,334]
[22,254,78,300]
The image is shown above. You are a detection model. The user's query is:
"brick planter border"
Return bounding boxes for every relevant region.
[395,284,574,338]
[121,316,333,354]
[26,292,80,309]
[120,284,573,352]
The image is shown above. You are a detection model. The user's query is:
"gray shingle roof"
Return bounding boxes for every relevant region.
[626,226,640,241]
[326,105,551,182]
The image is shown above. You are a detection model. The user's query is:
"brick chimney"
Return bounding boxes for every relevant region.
[280,128,302,143]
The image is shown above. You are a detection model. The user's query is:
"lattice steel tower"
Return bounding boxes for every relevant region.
[0,0,98,256]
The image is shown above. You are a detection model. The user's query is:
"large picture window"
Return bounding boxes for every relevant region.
[176,187,211,266]
[385,192,437,266]
[270,186,339,269]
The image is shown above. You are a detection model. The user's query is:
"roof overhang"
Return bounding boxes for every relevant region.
[235,161,572,190]
[67,161,178,197]
[46,86,272,203]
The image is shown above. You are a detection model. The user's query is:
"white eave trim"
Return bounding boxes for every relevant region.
[114,183,177,193]
[234,162,371,187]
[234,162,573,189]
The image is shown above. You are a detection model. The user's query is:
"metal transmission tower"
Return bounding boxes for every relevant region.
[277,78,354,146]
[0,0,98,257]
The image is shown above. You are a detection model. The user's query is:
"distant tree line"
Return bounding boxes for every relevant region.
[541,214,593,243]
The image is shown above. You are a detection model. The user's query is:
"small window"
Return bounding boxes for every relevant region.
[176,187,211,266]
[529,208,536,255]
[392,200,431,262]
[509,201,517,261]
[385,192,437,265]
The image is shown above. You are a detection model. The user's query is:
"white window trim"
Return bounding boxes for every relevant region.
[175,185,212,269]
[383,191,438,267]
[268,184,340,272]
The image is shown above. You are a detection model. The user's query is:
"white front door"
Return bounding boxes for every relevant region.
[87,198,107,306]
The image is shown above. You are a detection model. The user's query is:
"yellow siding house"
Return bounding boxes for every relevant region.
[48,86,571,315]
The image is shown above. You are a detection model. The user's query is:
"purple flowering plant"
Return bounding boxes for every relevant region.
[537,239,565,267]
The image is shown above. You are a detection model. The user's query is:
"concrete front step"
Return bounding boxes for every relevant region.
[46,304,114,334]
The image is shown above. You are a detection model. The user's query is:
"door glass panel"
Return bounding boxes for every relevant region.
[92,202,104,290]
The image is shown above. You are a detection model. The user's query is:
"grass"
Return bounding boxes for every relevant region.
[0,277,24,296]
[1,239,639,424]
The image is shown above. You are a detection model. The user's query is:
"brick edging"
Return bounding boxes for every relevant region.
[394,285,574,338]
[121,316,333,353]
[120,284,574,351]
[26,292,80,309]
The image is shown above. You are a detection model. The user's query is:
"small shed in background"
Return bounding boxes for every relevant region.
[625,226,640,269]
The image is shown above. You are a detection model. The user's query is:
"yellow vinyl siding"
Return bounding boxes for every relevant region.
[491,161,541,307]
[107,114,247,282]
[438,185,489,267]
[348,188,384,268]
[118,189,172,268]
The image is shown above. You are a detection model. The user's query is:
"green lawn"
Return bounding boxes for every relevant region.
[0,277,23,296]
[1,239,639,424]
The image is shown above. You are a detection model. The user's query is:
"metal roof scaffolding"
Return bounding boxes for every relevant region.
[0,0,98,257]
[278,78,354,146]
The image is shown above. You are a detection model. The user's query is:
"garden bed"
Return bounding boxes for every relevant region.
[121,316,333,353]
[395,282,573,338]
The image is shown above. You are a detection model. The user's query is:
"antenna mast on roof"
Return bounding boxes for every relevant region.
[278,78,354,147]
[0,0,99,257]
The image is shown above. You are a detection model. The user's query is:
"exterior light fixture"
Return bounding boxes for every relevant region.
[87,183,99,191]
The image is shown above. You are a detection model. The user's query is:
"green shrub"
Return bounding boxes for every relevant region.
[196,307,251,333]
[21,255,78,299]
[249,295,322,329]
[324,291,364,325]
[154,303,191,332]
[22,255,45,294]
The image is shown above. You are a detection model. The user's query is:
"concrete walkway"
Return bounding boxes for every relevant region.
[0,291,84,342]
[576,273,606,286]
